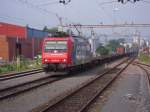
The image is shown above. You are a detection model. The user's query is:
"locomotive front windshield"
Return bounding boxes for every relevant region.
[44,40,67,52]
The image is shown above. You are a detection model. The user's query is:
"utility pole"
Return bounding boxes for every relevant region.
[90,28,97,57]
[71,24,82,36]
[56,14,64,32]
[16,37,20,71]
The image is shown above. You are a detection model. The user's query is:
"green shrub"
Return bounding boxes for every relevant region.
[0,56,42,74]
[139,53,150,64]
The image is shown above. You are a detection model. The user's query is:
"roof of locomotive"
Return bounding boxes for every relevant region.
[43,36,72,41]
[43,36,89,44]
[43,31,88,42]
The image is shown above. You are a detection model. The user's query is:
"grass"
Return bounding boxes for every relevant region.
[0,57,42,75]
[138,53,150,64]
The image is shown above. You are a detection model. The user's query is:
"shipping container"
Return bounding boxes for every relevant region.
[27,27,48,39]
[116,47,125,55]
[0,22,26,38]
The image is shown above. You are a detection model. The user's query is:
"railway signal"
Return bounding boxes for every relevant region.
[59,0,71,5]
[59,0,65,4]
[118,0,124,3]
[118,0,140,4]
[133,0,140,2]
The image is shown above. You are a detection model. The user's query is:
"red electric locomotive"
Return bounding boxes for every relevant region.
[42,34,91,72]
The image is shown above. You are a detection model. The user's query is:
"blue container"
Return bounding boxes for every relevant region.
[27,27,48,38]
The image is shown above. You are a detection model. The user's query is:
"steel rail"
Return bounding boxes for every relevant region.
[0,75,66,100]
[134,63,150,93]
[0,69,43,81]
[35,57,133,112]
[79,58,134,112]
[0,57,129,100]
[134,62,150,68]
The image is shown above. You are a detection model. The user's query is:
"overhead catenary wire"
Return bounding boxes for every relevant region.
[2,0,56,25]
[97,0,124,24]
[16,0,66,26]
[99,1,118,6]
[98,1,122,23]
[17,0,73,24]
[117,0,150,4]
[37,1,60,6]
[35,0,71,6]
[3,0,150,36]
[17,0,58,15]
[141,0,150,4]
[0,0,62,28]
[63,24,150,28]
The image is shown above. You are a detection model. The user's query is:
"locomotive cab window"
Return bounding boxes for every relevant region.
[44,40,67,52]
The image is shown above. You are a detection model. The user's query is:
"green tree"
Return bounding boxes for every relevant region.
[118,38,125,43]
[106,39,123,53]
[43,26,48,32]
[43,27,58,33]
[96,44,109,56]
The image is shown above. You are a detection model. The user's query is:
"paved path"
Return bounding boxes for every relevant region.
[101,64,150,112]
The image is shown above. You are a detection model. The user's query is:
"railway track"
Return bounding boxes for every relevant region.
[0,73,67,100]
[134,62,150,68]
[0,58,129,100]
[133,62,150,91]
[33,58,134,112]
[0,69,43,81]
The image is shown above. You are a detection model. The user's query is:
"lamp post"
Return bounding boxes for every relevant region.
[16,37,21,71]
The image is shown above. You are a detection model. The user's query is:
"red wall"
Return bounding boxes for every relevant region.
[0,22,26,38]
[0,22,43,61]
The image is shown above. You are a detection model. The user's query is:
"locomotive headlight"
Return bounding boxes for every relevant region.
[45,59,48,62]
[63,59,67,62]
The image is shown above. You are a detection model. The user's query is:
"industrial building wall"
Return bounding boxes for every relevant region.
[27,27,48,38]
[21,38,33,59]
[0,35,9,61]
[26,27,47,58]
[8,38,16,61]
[0,22,26,38]
[0,22,47,61]
[0,36,34,62]
[31,38,43,58]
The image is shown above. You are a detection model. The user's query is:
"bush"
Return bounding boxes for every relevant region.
[139,53,150,64]
[0,64,14,74]
[96,45,109,56]
[0,57,42,74]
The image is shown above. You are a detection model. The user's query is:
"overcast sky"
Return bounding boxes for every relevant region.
[0,0,150,40]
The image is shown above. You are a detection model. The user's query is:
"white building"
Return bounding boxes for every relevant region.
[133,36,140,45]
[139,38,146,48]
[146,40,150,47]
[89,35,100,56]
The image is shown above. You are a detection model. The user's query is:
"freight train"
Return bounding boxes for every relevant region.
[42,33,137,73]
[42,34,92,72]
